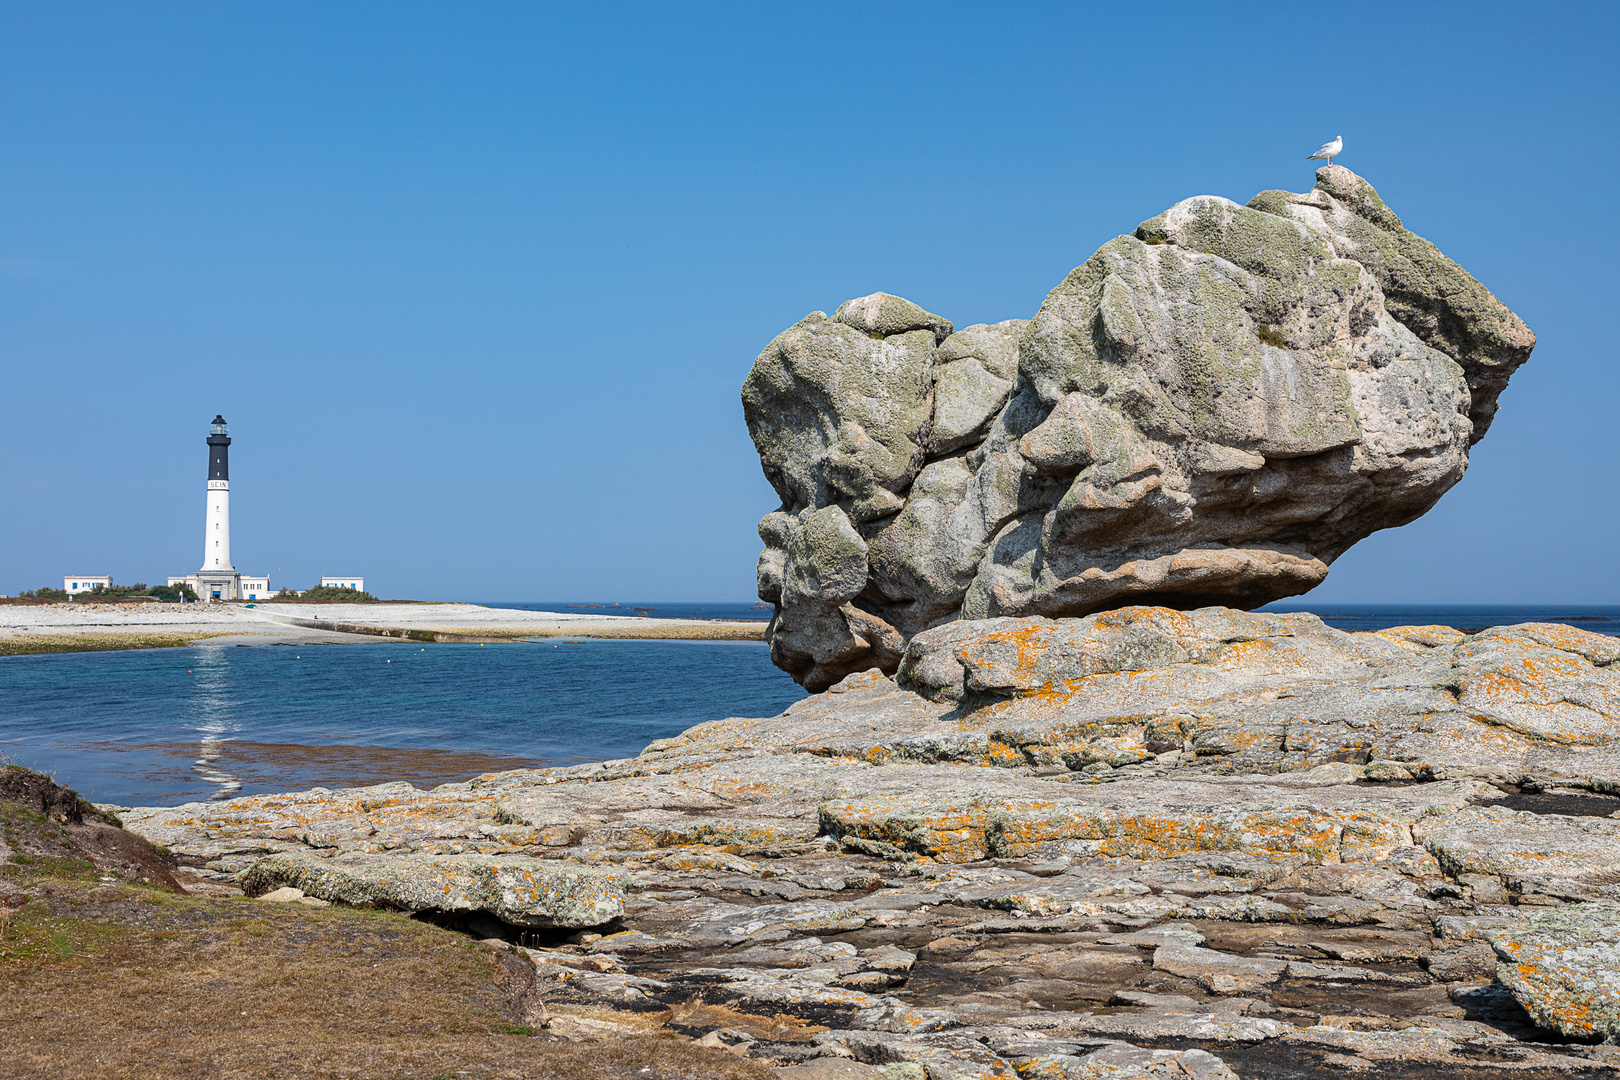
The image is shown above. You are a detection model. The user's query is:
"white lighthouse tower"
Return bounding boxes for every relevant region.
[191,415,242,600]
[168,416,271,601]
[205,415,233,573]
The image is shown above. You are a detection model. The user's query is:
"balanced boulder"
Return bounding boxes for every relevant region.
[743,166,1534,689]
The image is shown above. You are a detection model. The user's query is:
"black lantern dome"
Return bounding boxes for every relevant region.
[207,415,231,481]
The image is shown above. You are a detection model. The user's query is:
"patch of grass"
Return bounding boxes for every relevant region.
[0,890,139,968]
[33,856,97,877]
[1256,322,1288,348]
[0,873,773,1080]
[1,799,49,826]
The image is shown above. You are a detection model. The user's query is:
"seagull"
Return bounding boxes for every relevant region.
[1308,135,1344,165]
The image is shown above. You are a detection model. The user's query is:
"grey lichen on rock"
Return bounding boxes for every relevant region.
[930,320,1025,454]
[743,169,1533,689]
[832,291,954,344]
[240,850,627,928]
[1490,901,1620,1039]
[1255,164,1536,439]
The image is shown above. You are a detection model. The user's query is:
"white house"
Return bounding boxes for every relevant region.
[320,576,365,593]
[63,576,113,597]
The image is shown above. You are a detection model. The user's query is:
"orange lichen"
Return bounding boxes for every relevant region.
[819,789,1416,864]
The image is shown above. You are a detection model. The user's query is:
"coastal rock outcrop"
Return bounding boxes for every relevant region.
[743,166,1534,689]
[115,609,1620,1076]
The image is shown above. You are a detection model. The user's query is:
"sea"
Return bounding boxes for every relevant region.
[1254,602,1620,635]
[483,600,774,621]
[2,601,1615,808]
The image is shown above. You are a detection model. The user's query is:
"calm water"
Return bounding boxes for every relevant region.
[1257,602,1620,635]
[4,602,1616,808]
[0,638,805,806]
[480,600,774,621]
[489,600,1620,635]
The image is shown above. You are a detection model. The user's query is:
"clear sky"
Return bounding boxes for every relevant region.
[1,2,1615,603]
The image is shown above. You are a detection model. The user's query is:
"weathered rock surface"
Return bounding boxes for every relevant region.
[1416,806,1620,901]
[1491,902,1620,1039]
[743,167,1534,690]
[113,608,1620,1077]
[239,850,627,928]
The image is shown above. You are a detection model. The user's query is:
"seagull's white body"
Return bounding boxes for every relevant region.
[1308,135,1344,164]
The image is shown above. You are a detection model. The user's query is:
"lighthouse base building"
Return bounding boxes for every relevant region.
[167,573,271,601]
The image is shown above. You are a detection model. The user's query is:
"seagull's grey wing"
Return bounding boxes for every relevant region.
[1307,142,1334,159]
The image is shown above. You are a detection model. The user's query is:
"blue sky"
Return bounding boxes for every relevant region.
[1,2,1615,603]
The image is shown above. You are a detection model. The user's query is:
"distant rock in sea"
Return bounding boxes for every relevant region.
[742,165,1534,689]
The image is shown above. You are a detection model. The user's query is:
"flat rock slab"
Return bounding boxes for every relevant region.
[1423,943,1497,983]
[771,1061,883,1080]
[1414,805,1620,898]
[239,850,626,928]
[1152,943,1286,993]
[1490,900,1620,1038]
[820,773,1486,863]
[1060,1045,1239,1080]
[661,612,1620,796]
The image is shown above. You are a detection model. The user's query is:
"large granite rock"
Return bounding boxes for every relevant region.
[743,167,1534,690]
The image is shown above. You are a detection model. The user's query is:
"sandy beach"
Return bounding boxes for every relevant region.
[0,601,765,653]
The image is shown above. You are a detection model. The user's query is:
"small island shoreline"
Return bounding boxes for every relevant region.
[0,600,766,655]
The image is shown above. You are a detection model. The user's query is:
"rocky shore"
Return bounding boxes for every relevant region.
[114,606,1620,1078]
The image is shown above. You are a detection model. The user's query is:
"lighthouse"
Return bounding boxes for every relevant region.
[205,415,234,573]
[171,416,270,601]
